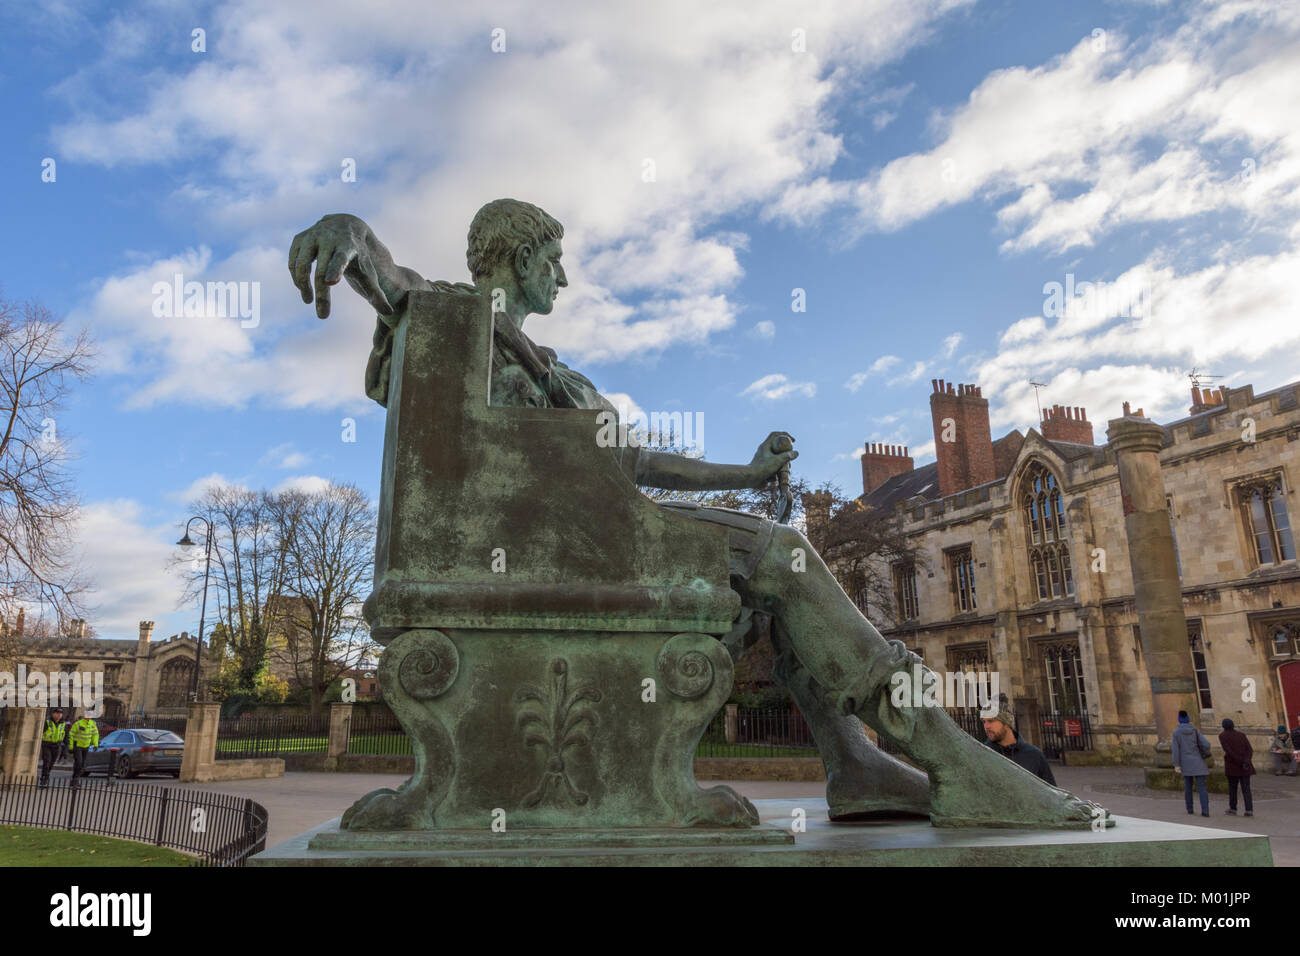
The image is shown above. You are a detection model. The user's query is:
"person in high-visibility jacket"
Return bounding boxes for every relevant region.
[66,714,100,784]
[39,707,67,787]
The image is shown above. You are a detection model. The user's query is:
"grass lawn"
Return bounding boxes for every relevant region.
[0,826,193,867]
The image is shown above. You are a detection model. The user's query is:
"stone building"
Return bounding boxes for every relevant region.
[852,378,1300,762]
[6,618,216,720]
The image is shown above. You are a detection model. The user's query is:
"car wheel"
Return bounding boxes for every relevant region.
[114,756,132,779]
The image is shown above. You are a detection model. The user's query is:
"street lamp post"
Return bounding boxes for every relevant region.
[178,517,214,702]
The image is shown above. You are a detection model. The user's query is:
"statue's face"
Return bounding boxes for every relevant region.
[518,238,567,315]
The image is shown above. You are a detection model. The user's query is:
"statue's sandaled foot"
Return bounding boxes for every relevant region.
[679,784,761,828]
[341,781,435,830]
[862,697,1112,830]
[826,748,931,821]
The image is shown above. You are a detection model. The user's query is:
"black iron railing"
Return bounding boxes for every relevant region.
[696,707,818,758]
[1037,712,1093,759]
[215,715,329,760]
[347,712,411,756]
[874,709,1092,759]
[99,713,189,736]
[0,775,267,867]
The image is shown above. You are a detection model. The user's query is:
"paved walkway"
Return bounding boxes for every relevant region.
[69,766,1299,864]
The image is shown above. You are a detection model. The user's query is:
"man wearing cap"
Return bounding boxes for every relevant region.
[39,708,68,788]
[982,696,1056,785]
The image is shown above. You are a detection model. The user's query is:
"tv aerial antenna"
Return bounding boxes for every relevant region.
[1187,367,1222,390]
[1029,381,1047,424]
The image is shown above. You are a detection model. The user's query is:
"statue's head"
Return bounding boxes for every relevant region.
[466,199,567,317]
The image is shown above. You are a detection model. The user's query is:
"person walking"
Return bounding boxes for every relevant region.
[1218,718,1255,817]
[39,708,68,788]
[1172,710,1212,817]
[65,713,100,787]
[1268,725,1298,775]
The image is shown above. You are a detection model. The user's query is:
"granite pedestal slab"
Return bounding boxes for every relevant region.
[251,798,1273,867]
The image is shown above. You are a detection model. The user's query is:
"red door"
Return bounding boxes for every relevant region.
[1280,661,1300,727]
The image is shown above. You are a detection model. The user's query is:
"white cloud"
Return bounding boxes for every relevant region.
[50,0,974,406]
[260,443,311,470]
[751,320,776,340]
[168,472,242,504]
[853,7,1300,252]
[274,475,333,496]
[741,373,817,401]
[846,354,901,391]
[73,500,188,636]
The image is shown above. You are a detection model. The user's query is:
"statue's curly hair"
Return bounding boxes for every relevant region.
[466,199,564,282]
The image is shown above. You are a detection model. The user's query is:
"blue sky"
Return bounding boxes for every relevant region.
[2,0,1297,638]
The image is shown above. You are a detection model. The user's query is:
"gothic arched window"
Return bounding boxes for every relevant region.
[156,658,195,709]
[1022,462,1074,600]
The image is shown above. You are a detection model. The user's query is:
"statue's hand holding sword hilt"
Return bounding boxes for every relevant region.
[751,432,797,524]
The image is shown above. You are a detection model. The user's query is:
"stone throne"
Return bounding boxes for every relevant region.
[342,289,768,836]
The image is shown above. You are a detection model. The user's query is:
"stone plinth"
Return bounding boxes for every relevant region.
[252,798,1272,867]
[0,708,44,778]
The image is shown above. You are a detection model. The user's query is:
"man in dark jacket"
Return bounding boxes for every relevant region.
[983,697,1056,785]
[1290,715,1300,752]
[1218,718,1254,817]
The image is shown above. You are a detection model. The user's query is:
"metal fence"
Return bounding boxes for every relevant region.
[216,714,329,760]
[1037,712,1093,759]
[874,709,1092,759]
[0,775,268,866]
[696,706,818,758]
[347,711,411,755]
[98,713,189,736]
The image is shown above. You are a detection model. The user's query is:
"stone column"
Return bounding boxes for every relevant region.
[179,701,221,782]
[328,702,353,758]
[1106,412,1197,764]
[0,708,44,779]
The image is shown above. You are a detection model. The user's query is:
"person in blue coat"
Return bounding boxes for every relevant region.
[1171,710,1212,817]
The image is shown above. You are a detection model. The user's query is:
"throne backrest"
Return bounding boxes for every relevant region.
[364,290,738,642]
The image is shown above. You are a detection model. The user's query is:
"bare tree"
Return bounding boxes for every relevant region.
[178,484,291,694]
[269,483,377,717]
[801,481,926,628]
[0,290,94,664]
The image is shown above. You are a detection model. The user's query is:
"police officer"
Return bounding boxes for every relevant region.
[65,712,100,786]
[39,707,68,787]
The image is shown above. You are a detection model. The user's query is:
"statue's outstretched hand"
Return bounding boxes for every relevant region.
[289,213,394,319]
[749,431,798,486]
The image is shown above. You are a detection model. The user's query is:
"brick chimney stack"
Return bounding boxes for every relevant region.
[16,608,24,636]
[930,380,995,498]
[1190,385,1226,416]
[70,618,86,639]
[1040,404,1094,444]
[860,442,914,495]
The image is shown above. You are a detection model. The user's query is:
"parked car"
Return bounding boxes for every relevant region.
[84,729,185,778]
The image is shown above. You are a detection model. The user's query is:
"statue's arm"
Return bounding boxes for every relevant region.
[636,449,762,491]
[635,431,797,492]
[289,213,431,319]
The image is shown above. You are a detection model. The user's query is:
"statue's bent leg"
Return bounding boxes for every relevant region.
[769,615,930,819]
[740,523,1111,830]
